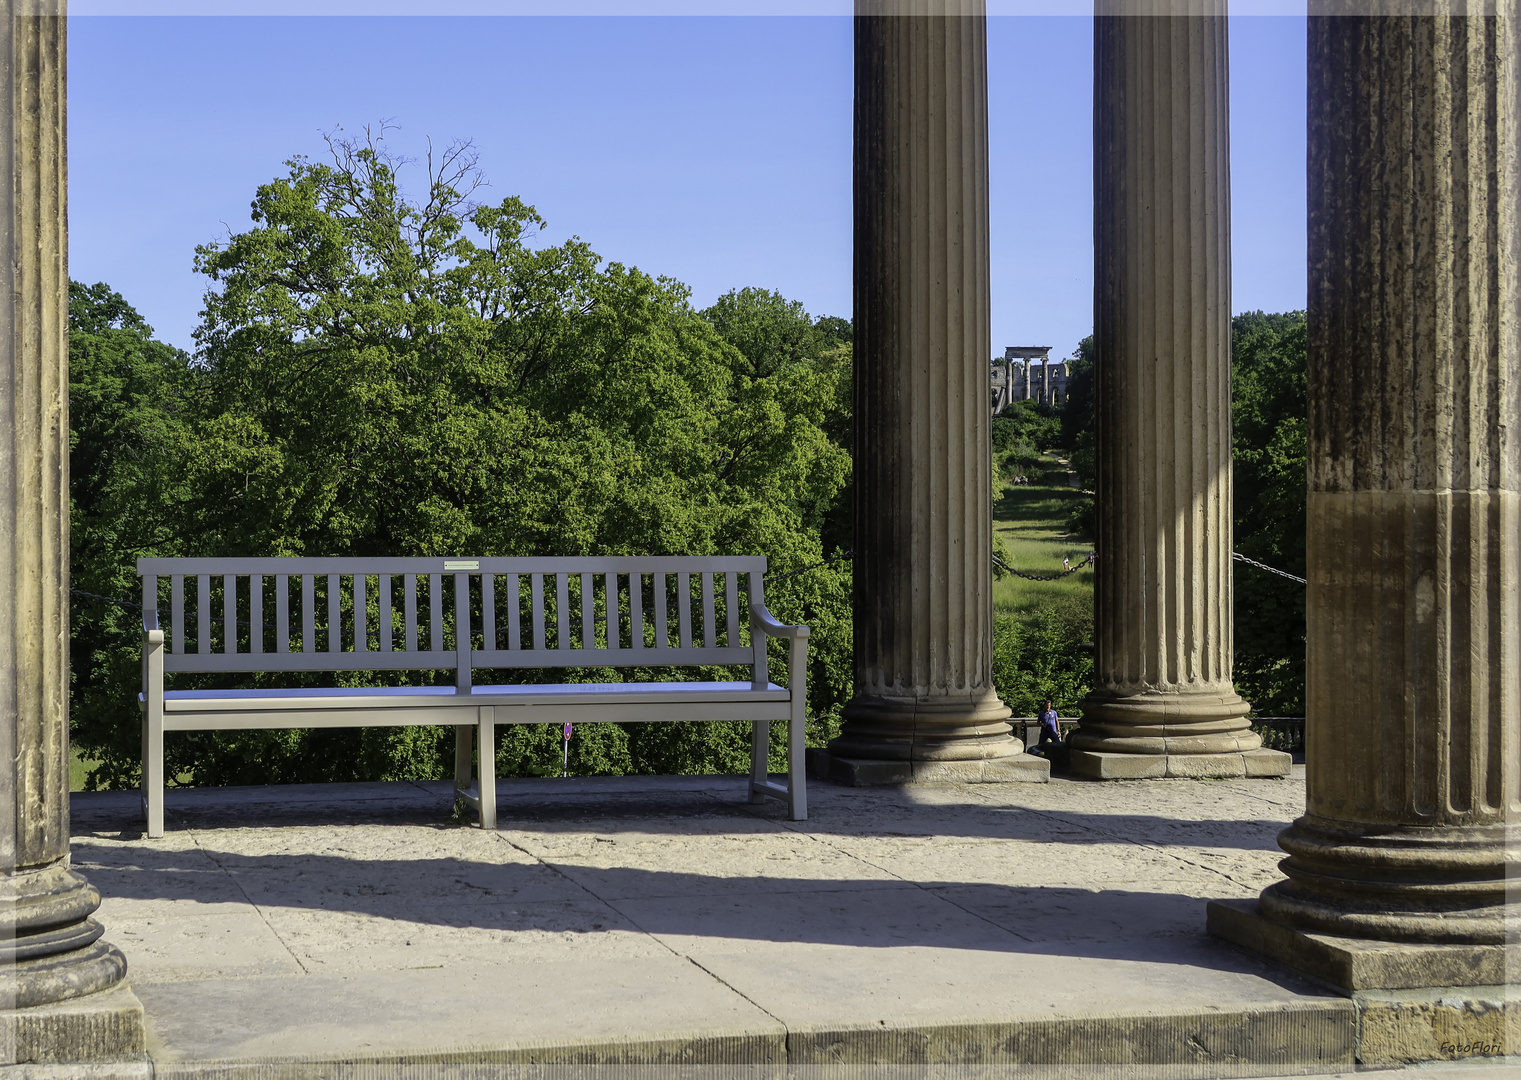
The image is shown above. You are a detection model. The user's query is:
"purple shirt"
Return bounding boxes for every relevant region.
[1038,707,1060,734]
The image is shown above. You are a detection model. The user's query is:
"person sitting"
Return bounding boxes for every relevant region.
[1031,698,1063,755]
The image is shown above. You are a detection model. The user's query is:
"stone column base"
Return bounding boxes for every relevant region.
[0,983,145,1065]
[1069,747,1291,780]
[807,748,1049,787]
[1208,899,1521,1063]
[1206,898,1518,992]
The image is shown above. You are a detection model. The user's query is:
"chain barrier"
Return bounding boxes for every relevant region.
[1232,552,1307,586]
[763,550,854,584]
[70,587,147,610]
[992,554,1091,583]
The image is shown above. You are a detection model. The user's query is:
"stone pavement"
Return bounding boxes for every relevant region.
[50,768,1515,1076]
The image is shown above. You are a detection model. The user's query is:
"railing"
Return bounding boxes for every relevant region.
[1250,717,1305,753]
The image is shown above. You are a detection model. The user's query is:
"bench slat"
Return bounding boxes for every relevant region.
[163,706,482,731]
[473,646,754,669]
[581,573,593,653]
[379,574,392,653]
[631,573,645,649]
[223,574,236,655]
[454,571,471,691]
[725,571,739,648]
[405,574,418,652]
[506,573,521,651]
[198,574,211,656]
[653,572,668,650]
[140,555,768,575]
[429,573,443,653]
[164,650,460,674]
[251,575,263,654]
[556,572,569,651]
[172,575,183,655]
[702,573,715,649]
[302,575,315,654]
[605,573,619,652]
[276,574,289,654]
[482,573,496,651]
[678,572,692,649]
[328,574,341,653]
[530,573,545,651]
[355,574,367,653]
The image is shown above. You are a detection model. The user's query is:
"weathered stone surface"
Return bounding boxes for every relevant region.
[1258,8,1521,947]
[1355,988,1520,1065]
[1070,751,1169,780]
[1071,751,1291,782]
[1074,0,1259,769]
[784,1002,1355,1068]
[0,985,144,1065]
[0,2,135,1021]
[65,773,1371,1069]
[821,752,1049,786]
[833,0,1021,765]
[1208,898,1513,992]
[1241,749,1293,778]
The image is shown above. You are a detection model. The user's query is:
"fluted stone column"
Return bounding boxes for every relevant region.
[826,0,1042,784]
[2,5,142,1061]
[1211,11,1518,996]
[1071,0,1290,780]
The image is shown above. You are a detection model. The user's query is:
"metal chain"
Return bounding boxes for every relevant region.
[763,550,854,584]
[992,554,1091,583]
[71,587,149,611]
[1232,552,1307,585]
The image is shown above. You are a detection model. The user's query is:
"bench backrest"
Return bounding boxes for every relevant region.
[137,556,770,688]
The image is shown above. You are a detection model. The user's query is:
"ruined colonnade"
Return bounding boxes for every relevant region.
[832,0,1516,988]
[1,0,1517,1053]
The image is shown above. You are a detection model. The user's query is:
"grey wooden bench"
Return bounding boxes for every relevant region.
[137,556,809,837]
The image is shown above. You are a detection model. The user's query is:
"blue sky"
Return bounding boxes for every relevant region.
[68,15,1306,361]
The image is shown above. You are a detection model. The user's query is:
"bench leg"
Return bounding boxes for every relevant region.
[478,706,496,830]
[787,705,807,821]
[142,709,164,839]
[749,719,770,804]
[787,635,808,821]
[453,723,473,793]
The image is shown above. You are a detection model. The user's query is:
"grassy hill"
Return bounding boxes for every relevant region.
[992,452,1094,637]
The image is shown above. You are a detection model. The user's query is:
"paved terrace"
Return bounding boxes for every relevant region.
[61,769,1513,1077]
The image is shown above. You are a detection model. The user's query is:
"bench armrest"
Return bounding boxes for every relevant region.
[750,603,810,640]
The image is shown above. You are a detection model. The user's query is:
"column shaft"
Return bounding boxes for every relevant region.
[1,7,128,1009]
[832,0,1020,764]
[1259,9,1520,944]
[1072,3,1286,779]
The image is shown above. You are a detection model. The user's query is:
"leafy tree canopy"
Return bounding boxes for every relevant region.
[1231,309,1307,715]
[70,127,855,789]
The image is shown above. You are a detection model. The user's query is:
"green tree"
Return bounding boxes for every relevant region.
[1060,335,1096,491]
[69,282,200,788]
[992,608,1093,717]
[1231,310,1307,715]
[71,127,856,788]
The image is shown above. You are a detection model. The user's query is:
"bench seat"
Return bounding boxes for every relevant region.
[138,556,809,836]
